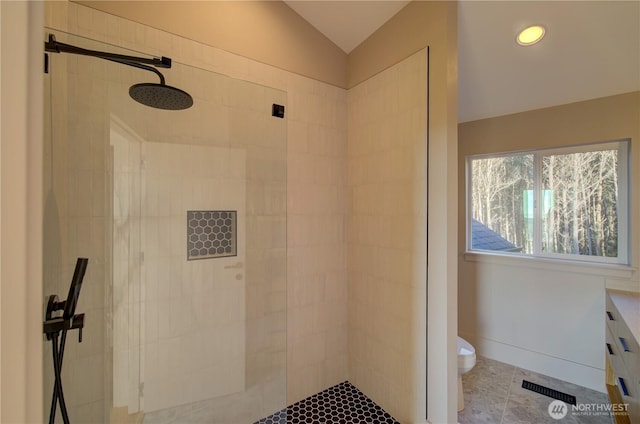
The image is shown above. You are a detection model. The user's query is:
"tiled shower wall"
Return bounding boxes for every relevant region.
[111,124,254,413]
[141,143,248,412]
[347,50,428,423]
[44,1,348,420]
[286,85,348,403]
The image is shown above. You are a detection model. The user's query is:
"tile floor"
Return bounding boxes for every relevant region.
[459,356,616,424]
[256,381,400,424]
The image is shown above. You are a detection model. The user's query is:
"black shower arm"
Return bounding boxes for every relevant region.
[45,34,169,84]
[104,58,166,85]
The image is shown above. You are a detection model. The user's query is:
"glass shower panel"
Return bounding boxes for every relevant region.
[44,30,287,424]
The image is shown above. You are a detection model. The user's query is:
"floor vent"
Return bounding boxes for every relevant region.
[522,380,577,405]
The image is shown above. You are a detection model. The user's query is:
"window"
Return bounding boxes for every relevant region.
[467,140,629,264]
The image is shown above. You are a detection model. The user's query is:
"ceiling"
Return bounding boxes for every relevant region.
[284,1,409,53]
[285,1,640,123]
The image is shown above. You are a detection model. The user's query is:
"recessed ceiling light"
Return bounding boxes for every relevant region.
[517,25,546,46]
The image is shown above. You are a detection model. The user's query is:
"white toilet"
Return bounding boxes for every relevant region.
[457,336,476,411]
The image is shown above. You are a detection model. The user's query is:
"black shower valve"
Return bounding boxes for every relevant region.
[43,318,65,341]
[43,311,85,343]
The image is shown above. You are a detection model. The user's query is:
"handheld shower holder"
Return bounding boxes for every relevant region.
[43,257,88,424]
[43,295,85,343]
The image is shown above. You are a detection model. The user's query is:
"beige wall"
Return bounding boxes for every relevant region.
[286,84,348,404]
[348,50,428,423]
[348,2,458,422]
[73,0,348,88]
[458,92,640,392]
[0,1,44,423]
[349,1,451,88]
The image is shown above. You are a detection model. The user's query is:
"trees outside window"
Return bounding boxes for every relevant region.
[468,140,629,264]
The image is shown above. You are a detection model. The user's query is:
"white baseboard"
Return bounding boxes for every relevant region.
[460,333,606,394]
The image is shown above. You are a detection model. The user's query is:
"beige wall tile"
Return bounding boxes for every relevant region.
[347,50,427,422]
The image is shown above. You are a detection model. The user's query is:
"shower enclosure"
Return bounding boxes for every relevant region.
[43,30,287,423]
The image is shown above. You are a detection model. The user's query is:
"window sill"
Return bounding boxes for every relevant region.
[463,251,637,279]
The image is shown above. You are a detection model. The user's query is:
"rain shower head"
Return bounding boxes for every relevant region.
[45,34,193,110]
[129,83,193,110]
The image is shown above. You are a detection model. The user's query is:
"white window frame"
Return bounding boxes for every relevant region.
[466,139,630,265]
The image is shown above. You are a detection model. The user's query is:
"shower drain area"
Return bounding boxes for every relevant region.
[187,210,237,260]
[255,381,400,424]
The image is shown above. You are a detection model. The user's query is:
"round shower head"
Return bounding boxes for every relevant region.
[129,83,193,110]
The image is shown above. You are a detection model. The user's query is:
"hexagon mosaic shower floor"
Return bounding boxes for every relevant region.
[254,381,400,424]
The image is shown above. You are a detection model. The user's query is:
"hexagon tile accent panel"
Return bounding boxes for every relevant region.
[254,381,400,424]
[187,210,237,260]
